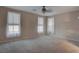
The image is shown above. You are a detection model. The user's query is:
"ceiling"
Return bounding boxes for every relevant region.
[6,6,79,16]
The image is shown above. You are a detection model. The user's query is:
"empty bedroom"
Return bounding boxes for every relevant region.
[0,6,79,53]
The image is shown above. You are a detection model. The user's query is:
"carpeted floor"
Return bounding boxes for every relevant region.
[0,36,79,53]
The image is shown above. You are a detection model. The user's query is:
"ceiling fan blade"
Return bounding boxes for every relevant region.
[32,6,53,14]
[46,9,52,12]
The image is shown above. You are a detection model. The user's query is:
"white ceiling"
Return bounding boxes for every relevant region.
[6,6,79,16]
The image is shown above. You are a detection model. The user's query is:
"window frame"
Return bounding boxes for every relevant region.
[6,11,21,38]
[37,16,44,33]
[47,17,54,34]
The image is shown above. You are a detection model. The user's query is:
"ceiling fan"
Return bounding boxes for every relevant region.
[42,6,52,13]
[41,6,52,13]
[33,6,52,14]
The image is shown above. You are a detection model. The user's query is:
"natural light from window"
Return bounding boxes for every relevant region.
[6,12,21,37]
[37,16,44,33]
[47,17,54,34]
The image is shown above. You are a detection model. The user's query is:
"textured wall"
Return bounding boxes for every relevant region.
[21,12,38,39]
[0,7,38,42]
[54,11,79,41]
[0,7,7,42]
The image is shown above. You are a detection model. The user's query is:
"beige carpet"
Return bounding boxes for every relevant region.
[0,36,79,53]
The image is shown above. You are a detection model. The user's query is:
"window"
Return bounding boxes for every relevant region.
[6,12,21,37]
[47,17,54,34]
[37,16,44,33]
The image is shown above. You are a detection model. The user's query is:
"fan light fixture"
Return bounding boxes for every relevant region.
[42,6,46,13]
